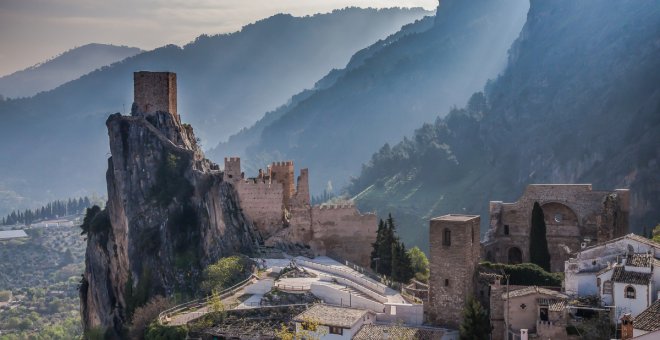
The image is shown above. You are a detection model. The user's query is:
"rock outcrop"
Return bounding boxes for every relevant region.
[80,72,261,334]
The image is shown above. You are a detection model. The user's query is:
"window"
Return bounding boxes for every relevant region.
[554,213,563,223]
[597,278,601,287]
[603,281,613,294]
[445,279,450,287]
[329,326,343,335]
[625,286,636,299]
[443,229,451,246]
[504,224,510,235]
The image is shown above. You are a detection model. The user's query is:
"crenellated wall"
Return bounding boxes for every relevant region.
[222,157,376,266]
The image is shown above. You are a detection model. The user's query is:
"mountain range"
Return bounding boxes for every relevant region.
[347,0,660,250]
[0,7,429,216]
[208,0,530,193]
[0,44,142,99]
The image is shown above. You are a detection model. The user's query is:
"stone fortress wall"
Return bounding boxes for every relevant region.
[482,184,629,272]
[223,157,376,266]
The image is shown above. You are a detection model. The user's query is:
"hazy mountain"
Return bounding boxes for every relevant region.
[0,8,429,216]
[348,0,660,251]
[0,44,142,99]
[211,0,529,193]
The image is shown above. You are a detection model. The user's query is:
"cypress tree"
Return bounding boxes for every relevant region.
[529,202,551,271]
[370,219,386,272]
[459,296,491,340]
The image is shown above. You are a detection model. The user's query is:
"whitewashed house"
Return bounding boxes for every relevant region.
[564,234,660,320]
[293,304,375,340]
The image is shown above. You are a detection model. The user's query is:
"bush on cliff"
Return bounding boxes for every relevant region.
[200,256,253,294]
[150,151,194,206]
[79,205,111,236]
[479,261,562,287]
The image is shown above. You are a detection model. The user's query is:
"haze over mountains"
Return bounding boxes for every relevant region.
[209,0,529,193]
[0,7,429,216]
[0,44,142,99]
[348,0,660,250]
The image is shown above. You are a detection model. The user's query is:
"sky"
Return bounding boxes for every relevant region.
[0,0,437,76]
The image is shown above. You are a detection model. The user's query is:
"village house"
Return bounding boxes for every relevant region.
[292,304,375,339]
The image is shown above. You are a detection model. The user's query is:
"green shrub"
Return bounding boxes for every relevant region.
[150,151,194,206]
[479,261,562,286]
[145,323,187,340]
[200,256,252,294]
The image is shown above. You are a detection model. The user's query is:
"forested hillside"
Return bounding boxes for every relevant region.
[215,0,529,192]
[348,0,660,250]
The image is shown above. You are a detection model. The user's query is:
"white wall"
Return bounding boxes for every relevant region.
[295,313,374,340]
[613,282,650,319]
[310,283,385,313]
[376,303,424,325]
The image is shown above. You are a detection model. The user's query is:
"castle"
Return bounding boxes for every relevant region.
[132,71,377,266]
[223,157,377,266]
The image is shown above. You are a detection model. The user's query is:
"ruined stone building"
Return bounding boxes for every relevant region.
[482,184,630,272]
[426,214,481,328]
[223,157,377,267]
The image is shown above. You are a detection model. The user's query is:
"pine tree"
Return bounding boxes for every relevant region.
[377,214,396,276]
[391,240,414,283]
[459,296,491,340]
[529,202,551,271]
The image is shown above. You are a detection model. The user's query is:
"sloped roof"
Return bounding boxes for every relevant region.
[353,324,445,340]
[611,266,652,285]
[503,286,567,300]
[293,304,371,328]
[633,299,660,332]
[625,253,653,267]
[580,233,660,253]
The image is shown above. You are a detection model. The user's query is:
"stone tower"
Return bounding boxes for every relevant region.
[133,71,177,117]
[223,157,242,182]
[269,161,295,207]
[427,214,480,328]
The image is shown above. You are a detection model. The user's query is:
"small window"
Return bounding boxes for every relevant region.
[625,286,636,299]
[554,213,563,223]
[443,229,451,246]
[391,305,397,315]
[603,281,613,294]
[329,326,343,335]
[597,278,601,287]
[504,224,510,235]
[445,279,450,287]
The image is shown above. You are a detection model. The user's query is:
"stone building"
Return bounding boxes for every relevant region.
[133,71,177,117]
[483,184,630,272]
[426,214,480,328]
[223,157,377,266]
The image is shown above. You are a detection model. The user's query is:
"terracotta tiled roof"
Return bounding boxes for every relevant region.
[537,298,566,311]
[502,286,567,300]
[625,253,653,267]
[633,300,660,332]
[353,324,445,340]
[293,304,371,328]
[610,266,652,285]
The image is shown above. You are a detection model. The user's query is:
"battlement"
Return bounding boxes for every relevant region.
[133,71,177,117]
[223,156,242,181]
[314,203,355,210]
[272,161,294,166]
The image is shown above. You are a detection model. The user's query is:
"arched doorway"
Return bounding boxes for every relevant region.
[508,247,523,264]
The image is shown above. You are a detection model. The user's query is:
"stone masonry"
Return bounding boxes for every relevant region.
[426,214,480,329]
[483,184,629,272]
[133,71,177,117]
[224,157,377,266]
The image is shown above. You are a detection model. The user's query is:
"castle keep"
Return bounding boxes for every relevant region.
[223,157,377,266]
[482,184,630,272]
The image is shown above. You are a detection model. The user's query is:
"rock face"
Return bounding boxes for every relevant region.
[80,72,261,333]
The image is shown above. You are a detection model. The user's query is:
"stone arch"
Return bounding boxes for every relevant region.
[540,202,579,229]
[508,247,523,264]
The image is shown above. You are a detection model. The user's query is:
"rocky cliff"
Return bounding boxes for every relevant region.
[80,99,261,334]
[348,0,660,250]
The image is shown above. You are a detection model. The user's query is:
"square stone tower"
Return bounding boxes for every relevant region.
[133,71,177,117]
[427,214,481,329]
